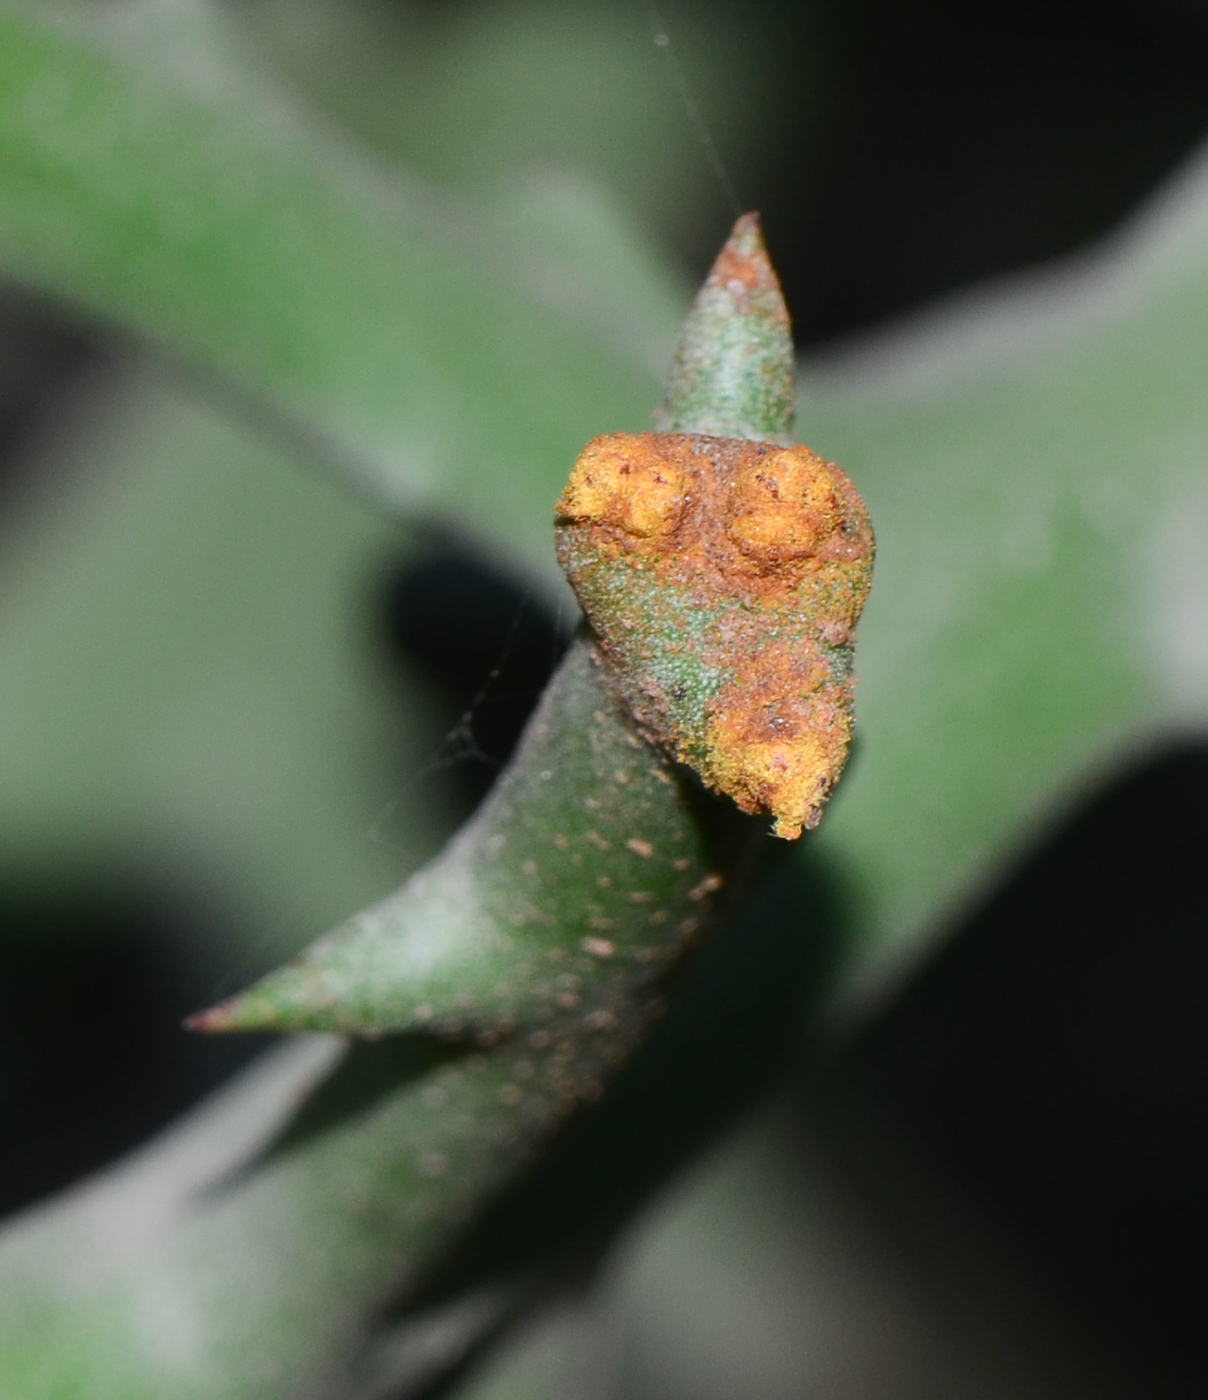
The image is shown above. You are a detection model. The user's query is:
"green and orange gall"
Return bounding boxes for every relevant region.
[556,430,873,839]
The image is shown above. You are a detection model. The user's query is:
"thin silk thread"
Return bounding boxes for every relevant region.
[639,1,743,219]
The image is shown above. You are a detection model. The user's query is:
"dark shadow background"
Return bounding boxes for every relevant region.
[807,744,1208,1400]
[747,0,1208,345]
[4,2,1208,1394]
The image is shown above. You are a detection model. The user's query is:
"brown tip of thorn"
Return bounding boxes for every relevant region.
[707,211,789,326]
[184,1003,234,1034]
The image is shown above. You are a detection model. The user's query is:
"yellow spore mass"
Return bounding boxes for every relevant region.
[558,436,686,540]
[727,446,843,562]
[709,728,848,841]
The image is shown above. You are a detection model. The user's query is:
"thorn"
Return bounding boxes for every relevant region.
[702,212,790,330]
[657,211,795,442]
[185,995,277,1034]
[183,1002,235,1034]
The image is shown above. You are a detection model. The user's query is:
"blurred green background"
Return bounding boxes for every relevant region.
[5,0,1208,1396]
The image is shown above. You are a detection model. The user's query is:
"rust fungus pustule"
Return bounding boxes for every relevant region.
[728,446,843,563]
[556,431,874,838]
[558,435,686,540]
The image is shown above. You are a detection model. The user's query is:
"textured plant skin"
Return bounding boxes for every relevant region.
[190,634,738,1042]
[0,658,744,1400]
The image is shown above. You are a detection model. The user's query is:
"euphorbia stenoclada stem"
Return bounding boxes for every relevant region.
[197,213,873,1044]
[0,215,872,1400]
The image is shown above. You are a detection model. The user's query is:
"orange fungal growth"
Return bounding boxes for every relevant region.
[711,728,847,841]
[556,431,874,840]
[558,436,687,541]
[728,446,843,563]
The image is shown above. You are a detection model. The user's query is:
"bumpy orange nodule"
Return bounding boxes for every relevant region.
[558,436,687,540]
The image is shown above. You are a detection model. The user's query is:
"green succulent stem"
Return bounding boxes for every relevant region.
[0,213,797,1399]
